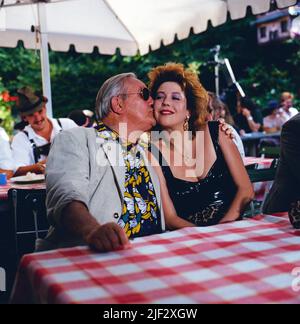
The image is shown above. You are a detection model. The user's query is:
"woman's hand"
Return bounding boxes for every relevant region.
[218,119,235,139]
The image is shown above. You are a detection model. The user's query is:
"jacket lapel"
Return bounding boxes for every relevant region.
[101,140,126,199]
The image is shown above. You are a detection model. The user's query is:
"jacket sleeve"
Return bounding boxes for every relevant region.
[46,129,91,228]
[281,117,300,184]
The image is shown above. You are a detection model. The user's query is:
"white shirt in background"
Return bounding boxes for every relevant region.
[263,114,285,130]
[280,107,299,123]
[12,118,77,169]
[0,136,14,170]
[230,126,245,158]
[0,126,10,142]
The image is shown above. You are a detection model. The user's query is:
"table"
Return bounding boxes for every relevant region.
[243,157,273,168]
[10,214,300,304]
[241,132,281,157]
[0,181,46,201]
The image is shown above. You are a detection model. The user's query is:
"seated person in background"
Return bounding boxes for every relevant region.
[234,96,262,135]
[263,113,300,228]
[11,87,77,177]
[207,92,245,158]
[41,73,165,252]
[148,63,254,228]
[263,100,285,134]
[279,91,298,122]
[0,136,14,179]
[68,109,94,127]
[0,122,10,142]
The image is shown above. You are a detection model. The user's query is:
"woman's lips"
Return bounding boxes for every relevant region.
[160,110,174,115]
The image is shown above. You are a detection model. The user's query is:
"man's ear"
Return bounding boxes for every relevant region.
[111,96,124,115]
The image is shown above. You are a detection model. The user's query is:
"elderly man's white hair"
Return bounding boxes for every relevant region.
[95,72,137,120]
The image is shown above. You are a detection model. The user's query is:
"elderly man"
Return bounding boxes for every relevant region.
[41,73,164,252]
[263,113,300,228]
[11,87,77,176]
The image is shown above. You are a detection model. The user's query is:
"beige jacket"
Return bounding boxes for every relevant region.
[39,127,165,250]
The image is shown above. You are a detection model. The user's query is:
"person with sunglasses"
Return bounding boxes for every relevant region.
[40,73,164,252]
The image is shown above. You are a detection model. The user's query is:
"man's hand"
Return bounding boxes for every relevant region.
[85,222,131,252]
[218,119,235,140]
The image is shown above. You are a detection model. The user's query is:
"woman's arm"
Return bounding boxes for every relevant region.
[218,130,255,223]
[242,109,261,132]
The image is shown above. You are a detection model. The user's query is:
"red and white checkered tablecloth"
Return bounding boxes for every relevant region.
[0,181,46,200]
[10,214,300,304]
[243,157,274,168]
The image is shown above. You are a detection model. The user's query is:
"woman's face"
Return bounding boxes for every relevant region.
[153,82,189,131]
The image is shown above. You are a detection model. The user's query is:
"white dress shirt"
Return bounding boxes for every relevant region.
[12,118,77,169]
[0,136,14,170]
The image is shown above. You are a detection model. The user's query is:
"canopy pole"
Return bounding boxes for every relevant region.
[37,2,53,118]
[214,45,221,98]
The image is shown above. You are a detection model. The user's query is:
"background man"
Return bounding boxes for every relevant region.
[11,87,77,176]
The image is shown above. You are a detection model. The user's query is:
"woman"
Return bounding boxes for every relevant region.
[207,92,245,158]
[148,63,254,229]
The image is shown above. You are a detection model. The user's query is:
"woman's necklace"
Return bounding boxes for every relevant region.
[170,138,195,166]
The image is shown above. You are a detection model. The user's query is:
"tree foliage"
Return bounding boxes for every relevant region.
[0,14,299,121]
[0,78,15,135]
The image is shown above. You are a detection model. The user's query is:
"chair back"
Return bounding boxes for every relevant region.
[244,158,279,217]
[8,188,49,262]
[247,158,279,183]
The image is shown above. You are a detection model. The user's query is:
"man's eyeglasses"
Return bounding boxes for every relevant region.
[119,88,151,101]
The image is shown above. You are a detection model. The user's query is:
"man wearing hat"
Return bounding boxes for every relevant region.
[11,87,77,176]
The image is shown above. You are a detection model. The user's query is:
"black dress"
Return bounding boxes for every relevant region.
[151,121,238,226]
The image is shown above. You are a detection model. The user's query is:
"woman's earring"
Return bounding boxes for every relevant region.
[183,116,190,131]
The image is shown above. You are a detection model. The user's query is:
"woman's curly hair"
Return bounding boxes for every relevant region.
[148,63,209,132]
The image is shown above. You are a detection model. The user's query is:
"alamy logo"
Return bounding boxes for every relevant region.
[291,267,300,292]
[0,267,6,292]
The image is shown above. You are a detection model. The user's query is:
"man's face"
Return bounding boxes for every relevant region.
[121,78,155,132]
[283,99,293,110]
[23,106,48,132]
